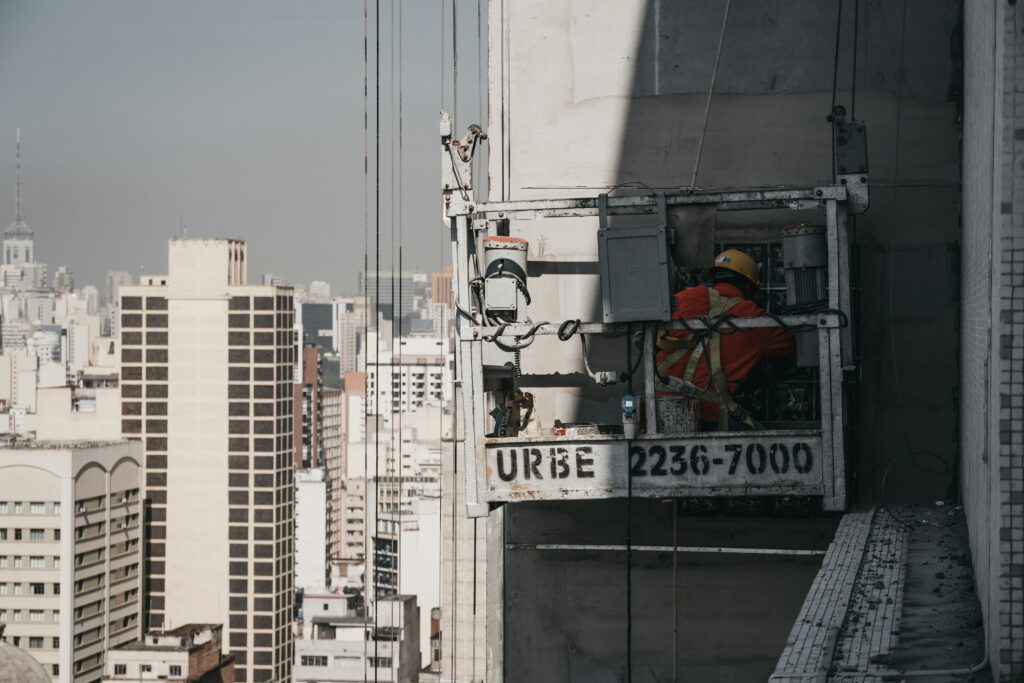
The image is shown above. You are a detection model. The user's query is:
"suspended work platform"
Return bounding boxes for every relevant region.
[444,180,860,517]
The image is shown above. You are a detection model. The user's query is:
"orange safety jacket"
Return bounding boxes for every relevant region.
[656,283,795,423]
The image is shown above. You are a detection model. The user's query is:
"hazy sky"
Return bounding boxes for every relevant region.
[0,0,484,295]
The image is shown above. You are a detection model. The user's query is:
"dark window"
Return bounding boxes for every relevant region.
[254,420,273,434]
[146,331,168,345]
[230,579,248,593]
[229,526,248,540]
[122,419,142,434]
[121,348,142,363]
[229,402,250,416]
[229,455,248,470]
[254,402,274,417]
[146,454,167,469]
[122,402,142,416]
[254,367,274,382]
[147,402,167,416]
[145,314,168,328]
[229,367,250,381]
[229,349,250,363]
[122,332,142,345]
[254,491,274,505]
[253,651,273,665]
[229,420,250,434]
[228,491,249,505]
[229,509,248,523]
[122,367,142,381]
[254,333,274,346]
[254,438,274,452]
[145,348,168,363]
[148,525,166,539]
[230,544,248,558]
[254,314,274,328]
[254,526,274,541]
[229,314,250,328]
[146,437,168,451]
[230,596,248,611]
[229,331,250,346]
[148,490,167,505]
[254,296,273,310]
[255,580,273,594]
[146,366,168,381]
[229,384,251,399]
[148,506,166,522]
[229,473,249,487]
[254,385,274,399]
[229,562,248,577]
[228,438,249,452]
[254,350,274,363]
[145,297,168,310]
[145,419,167,434]
[146,384,168,398]
[254,474,274,488]
[148,543,166,559]
[254,632,272,647]
[229,613,247,628]
[253,614,273,629]
[254,456,274,470]
[255,509,274,524]
[230,632,247,648]
[254,544,272,558]
[121,296,142,310]
[149,595,165,610]
[229,296,251,310]
[121,384,142,398]
[147,472,167,487]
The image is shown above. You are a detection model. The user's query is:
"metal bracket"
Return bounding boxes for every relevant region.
[829,105,869,215]
[441,111,487,218]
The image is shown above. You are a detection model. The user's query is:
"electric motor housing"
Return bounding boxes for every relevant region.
[483,236,529,323]
[782,224,828,366]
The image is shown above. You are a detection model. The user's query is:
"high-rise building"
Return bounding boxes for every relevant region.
[294,468,328,593]
[51,267,73,294]
[118,238,296,683]
[430,266,452,308]
[293,346,323,469]
[321,388,344,571]
[0,438,144,683]
[332,297,368,374]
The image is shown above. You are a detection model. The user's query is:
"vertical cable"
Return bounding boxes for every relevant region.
[830,0,844,181]
[450,4,459,681]
[689,0,731,189]
[373,0,381,679]
[850,0,860,121]
[672,498,678,682]
[361,1,370,681]
[625,324,633,683]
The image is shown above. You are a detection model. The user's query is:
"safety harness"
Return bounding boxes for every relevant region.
[656,287,760,431]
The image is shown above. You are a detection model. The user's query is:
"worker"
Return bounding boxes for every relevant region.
[656,249,795,431]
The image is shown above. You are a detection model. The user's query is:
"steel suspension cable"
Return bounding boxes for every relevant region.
[689,0,732,189]
[361,1,370,680]
[373,0,382,678]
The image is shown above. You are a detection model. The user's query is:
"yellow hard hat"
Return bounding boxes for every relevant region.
[712,249,760,287]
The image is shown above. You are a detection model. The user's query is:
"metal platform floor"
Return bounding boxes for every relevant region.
[771,505,991,682]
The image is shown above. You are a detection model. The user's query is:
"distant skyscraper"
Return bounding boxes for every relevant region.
[51,266,73,293]
[430,266,453,308]
[2,130,45,291]
[308,281,331,300]
[119,239,296,683]
[104,271,133,307]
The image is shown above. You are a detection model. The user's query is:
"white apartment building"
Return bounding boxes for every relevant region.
[294,591,418,683]
[365,334,450,416]
[295,468,328,592]
[0,439,144,683]
[322,388,343,567]
[118,238,296,683]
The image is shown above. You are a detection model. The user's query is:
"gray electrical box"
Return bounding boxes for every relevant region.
[597,193,674,323]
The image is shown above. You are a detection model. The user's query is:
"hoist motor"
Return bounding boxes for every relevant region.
[782,224,828,367]
[482,236,530,323]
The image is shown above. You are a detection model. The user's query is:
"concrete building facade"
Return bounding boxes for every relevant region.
[0,439,143,683]
[119,239,296,683]
[102,623,234,682]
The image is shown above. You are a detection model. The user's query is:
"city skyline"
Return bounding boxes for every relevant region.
[0,0,485,295]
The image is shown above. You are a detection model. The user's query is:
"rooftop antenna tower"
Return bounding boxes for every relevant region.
[14,129,22,222]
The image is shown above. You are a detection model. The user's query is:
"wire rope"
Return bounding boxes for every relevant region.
[361,1,370,680]
[373,0,382,678]
[689,0,732,189]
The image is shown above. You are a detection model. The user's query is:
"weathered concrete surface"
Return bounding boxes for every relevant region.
[960,1,1024,679]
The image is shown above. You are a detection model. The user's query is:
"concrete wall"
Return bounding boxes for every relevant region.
[962,1,1023,679]
[482,0,965,679]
